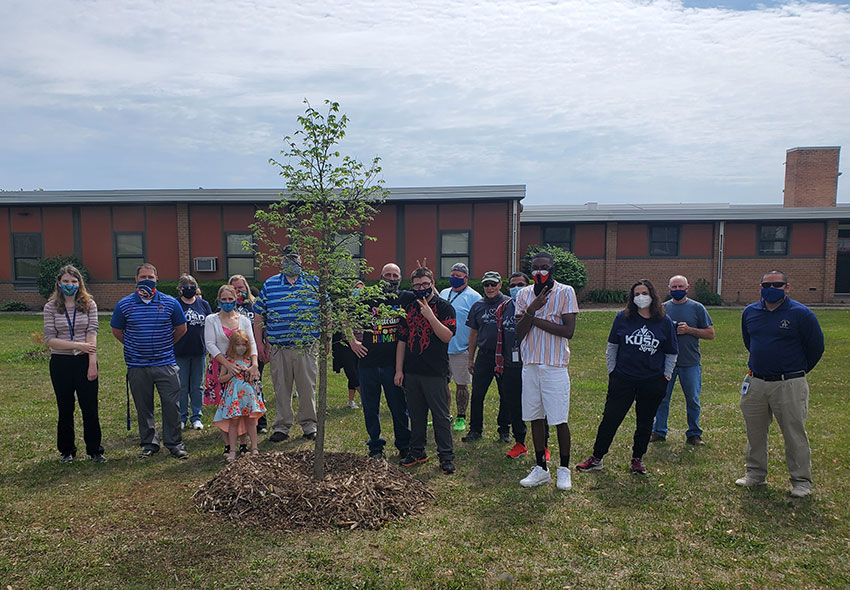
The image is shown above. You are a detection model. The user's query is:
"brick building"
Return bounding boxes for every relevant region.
[520,147,847,304]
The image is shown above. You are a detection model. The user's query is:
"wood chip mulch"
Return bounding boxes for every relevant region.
[193,450,433,531]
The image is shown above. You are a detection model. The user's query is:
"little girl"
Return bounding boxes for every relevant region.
[214,330,266,462]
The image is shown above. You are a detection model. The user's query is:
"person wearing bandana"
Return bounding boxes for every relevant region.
[111,263,189,459]
[737,270,824,498]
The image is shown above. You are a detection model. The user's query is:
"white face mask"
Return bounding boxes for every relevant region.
[235,345,248,356]
[633,294,652,309]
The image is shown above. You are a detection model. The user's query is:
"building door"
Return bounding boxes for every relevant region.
[835,225,850,294]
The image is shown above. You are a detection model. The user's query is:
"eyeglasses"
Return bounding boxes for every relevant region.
[761,281,787,289]
[412,282,432,290]
[482,281,500,288]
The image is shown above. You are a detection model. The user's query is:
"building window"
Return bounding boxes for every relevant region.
[440,231,470,277]
[334,231,364,278]
[649,225,679,257]
[115,232,145,279]
[543,224,573,252]
[12,232,42,280]
[226,232,255,279]
[758,225,789,256]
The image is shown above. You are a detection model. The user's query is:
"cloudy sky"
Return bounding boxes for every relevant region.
[1,0,848,205]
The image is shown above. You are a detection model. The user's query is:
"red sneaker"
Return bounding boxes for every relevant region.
[544,447,551,462]
[576,455,603,472]
[506,442,528,459]
[630,457,647,474]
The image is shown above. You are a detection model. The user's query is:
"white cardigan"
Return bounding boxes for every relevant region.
[204,312,257,360]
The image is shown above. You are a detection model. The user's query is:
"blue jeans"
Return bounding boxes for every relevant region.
[176,355,205,424]
[652,365,702,438]
[359,365,411,454]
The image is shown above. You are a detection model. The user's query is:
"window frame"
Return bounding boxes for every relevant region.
[648,224,680,257]
[225,231,256,279]
[11,232,42,282]
[757,224,789,257]
[439,230,471,278]
[114,231,146,280]
[542,223,574,252]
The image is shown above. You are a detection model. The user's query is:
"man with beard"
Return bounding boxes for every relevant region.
[515,252,579,490]
[348,263,413,460]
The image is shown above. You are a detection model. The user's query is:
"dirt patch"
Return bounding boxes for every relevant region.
[194,450,433,531]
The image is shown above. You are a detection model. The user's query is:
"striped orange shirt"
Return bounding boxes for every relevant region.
[515,282,579,367]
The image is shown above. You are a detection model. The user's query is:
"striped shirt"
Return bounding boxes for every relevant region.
[255,274,320,346]
[110,291,187,368]
[43,299,99,355]
[514,282,579,367]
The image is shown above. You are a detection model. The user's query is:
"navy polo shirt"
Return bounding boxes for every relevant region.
[110,291,187,368]
[255,274,321,346]
[741,297,824,375]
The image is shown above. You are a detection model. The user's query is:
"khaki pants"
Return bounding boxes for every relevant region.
[268,345,318,436]
[740,376,811,489]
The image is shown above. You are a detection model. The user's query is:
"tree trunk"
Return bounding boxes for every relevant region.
[313,329,329,480]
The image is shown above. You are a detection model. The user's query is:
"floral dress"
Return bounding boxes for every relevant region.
[213,358,266,435]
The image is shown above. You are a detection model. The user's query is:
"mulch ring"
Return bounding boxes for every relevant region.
[193,450,433,531]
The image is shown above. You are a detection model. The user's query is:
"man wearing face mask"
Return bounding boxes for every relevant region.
[650,275,715,446]
[439,262,482,432]
[515,252,579,490]
[111,263,189,459]
[737,270,824,498]
[347,262,413,460]
[254,246,321,442]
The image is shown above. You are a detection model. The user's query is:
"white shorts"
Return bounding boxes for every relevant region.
[521,364,571,425]
[448,352,472,386]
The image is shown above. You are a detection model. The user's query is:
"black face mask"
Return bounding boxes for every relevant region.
[383,279,400,293]
[181,286,197,298]
[412,287,431,300]
[532,268,555,295]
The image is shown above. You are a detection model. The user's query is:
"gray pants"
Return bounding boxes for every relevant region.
[404,373,454,462]
[740,375,811,489]
[127,365,184,454]
[268,345,318,436]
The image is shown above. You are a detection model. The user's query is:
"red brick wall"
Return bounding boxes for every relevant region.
[790,222,825,256]
[784,147,840,208]
[574,224,605,258]
[42,207,74,257]
[617,224,647,257]
[404,204,437,277]
[725,223,755,256]
[189,204,224,281]
[147,205,179,279]
[519,223,541,256]
[681,223,713,257]
[472,202,510,277]
[363,205,397,279]
[80,207,113,280]
[0,208,11,280]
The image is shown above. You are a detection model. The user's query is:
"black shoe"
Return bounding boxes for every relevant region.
[461,431,482,443]
[302,432,316,441]
[222,445,231,455]
[269,431,289,443]
[138,448,158,458]
[687,435,705,446]
[649,432,666,443]
[239,444,249,454]
[59,454,74,463]
[88,453,107,463]
[368,449,384,460]
[498,432,512,443]
[170,449,189,460]
[440,460,456,475]
[399,454,428,467]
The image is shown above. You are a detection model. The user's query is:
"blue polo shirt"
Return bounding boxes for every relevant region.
[255,274,320,346]
[439,285,482,354]
[110,291,187,368]
[741,297,824,375]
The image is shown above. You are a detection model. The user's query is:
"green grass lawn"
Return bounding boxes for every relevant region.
[1,309,848,589]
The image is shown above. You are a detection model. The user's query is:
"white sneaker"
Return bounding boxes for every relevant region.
[556,466,572,491]
[191,420,204,430]
[520,465,551,488]
[347,400,359,409]
[181,421,187,430]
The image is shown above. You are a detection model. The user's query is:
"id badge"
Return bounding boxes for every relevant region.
[512,349,520,363]
[740,375,751,395]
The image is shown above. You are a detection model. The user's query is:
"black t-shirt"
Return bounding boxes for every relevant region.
[466,293,509,350]
[360,291,414,368]
[398,295,456,377]
[174,298,213,357]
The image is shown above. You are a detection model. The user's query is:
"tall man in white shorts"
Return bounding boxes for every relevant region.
[515,252,578,490]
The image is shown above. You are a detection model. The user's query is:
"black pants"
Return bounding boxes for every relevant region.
[404,373,454,462]
[50,354,103,457]
[592,371,668,460]
[496,365,527,444]
[469,350,512,437]
[257,359,267,431]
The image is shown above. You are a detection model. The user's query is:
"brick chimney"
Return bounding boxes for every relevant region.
[783,146,840,207]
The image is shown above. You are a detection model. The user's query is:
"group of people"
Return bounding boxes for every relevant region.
[43,252,824,498]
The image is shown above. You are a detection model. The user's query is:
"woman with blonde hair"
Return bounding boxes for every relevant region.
[43,264,105,463]
[174,274,212,430]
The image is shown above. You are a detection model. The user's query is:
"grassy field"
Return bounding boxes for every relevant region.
[0,309,848,589]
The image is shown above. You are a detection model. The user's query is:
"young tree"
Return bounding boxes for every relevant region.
[252,100,388,479]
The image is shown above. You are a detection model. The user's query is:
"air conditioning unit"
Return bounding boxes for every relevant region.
[194,257,218,272]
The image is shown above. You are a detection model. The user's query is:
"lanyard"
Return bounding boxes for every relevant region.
[65,307,77,341]
[447,289,462,305]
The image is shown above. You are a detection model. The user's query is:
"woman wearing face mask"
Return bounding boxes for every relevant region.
[576,279,678,475]
[174,274,212,430]
[43,265,104,463]
[204,284,259,454]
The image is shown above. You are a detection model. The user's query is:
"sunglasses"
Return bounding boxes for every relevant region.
[482,281,500,288]
[761,281,787,289]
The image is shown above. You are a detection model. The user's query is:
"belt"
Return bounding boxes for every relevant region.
[751,370,805,382]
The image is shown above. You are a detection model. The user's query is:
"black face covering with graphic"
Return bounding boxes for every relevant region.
[532,268,554,295]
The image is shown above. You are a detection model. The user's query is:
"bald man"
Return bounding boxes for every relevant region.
[349,263,412,460]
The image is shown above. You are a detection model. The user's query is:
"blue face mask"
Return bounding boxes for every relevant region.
[509,286,522,300]
[670,289,687,301]
[761,286,785,304]
[60,283,79,296]
[220,301,237,312]
[136,279,157,298]
[449,276,466,289]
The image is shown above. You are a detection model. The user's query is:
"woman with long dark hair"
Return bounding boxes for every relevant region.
[43,264,105,463]
[576,279,678,475]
